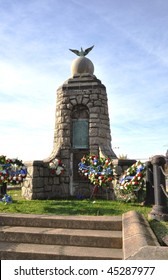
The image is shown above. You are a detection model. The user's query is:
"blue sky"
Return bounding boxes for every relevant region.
[0,0,168,161]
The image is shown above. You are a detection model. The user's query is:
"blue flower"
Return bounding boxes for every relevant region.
[2,194,12,203]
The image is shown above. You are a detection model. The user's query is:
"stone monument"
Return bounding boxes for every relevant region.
[22,46,117,199]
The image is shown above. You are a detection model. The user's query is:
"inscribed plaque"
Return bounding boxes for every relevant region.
[72,119,89,148]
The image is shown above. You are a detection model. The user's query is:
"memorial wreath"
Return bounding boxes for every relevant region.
[114,161,146,201]
[0,155,27,185]
[78,154,116,188]
[49,158,65,175]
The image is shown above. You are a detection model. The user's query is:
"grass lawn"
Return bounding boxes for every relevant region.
[0,189,167,245]
[0,189,152,216]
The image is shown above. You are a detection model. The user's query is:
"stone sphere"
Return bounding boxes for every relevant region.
[71,56,94,76]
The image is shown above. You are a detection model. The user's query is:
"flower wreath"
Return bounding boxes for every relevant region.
[0,155,27,185]
[119,161,146,193]
[78,154,116,188]
[49,158,65,175]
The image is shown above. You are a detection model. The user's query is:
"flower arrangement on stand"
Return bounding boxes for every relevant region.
[0,155,27,185]
[0,155,27,203]
[49,158,65,175]
[78,154,116,197]
[114,161,146,202]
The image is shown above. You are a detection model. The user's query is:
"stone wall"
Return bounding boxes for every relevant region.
[22,161,70,200]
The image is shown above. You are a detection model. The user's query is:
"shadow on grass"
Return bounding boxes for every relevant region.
[42,200,151,216]
[41,200,120,215]
[42,206,123,216]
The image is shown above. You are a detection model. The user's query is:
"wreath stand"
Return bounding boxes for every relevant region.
[0,183,7,198]
[90,184,114,200]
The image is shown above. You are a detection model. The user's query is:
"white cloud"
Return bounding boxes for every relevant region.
[0,0,168,162]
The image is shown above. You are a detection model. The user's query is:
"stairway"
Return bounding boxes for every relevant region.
[0,213,123,260]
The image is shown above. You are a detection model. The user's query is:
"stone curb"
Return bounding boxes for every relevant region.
[122,210,168,259]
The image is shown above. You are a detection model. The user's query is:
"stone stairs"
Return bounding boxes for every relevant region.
[0,213,123,260]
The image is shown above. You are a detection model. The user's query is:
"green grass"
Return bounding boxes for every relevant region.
[0,189,152,216]
[0,189,168,245]
[149,220,168,245]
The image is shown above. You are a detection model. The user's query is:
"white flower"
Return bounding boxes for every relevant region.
[49,162,56,169]
[55,166,62,175]
[137,165,142,169]
[11,164,18,171]
[53,159,59,167]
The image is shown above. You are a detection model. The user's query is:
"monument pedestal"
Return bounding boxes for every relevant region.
[22,55,117,199]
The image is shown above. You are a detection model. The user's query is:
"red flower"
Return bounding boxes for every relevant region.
[108,177,112,182]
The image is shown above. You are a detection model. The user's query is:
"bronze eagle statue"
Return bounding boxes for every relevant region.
[69,45,94,57]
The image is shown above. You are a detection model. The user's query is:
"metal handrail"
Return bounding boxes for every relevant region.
[159,166,168,178]
[160,184,168,199]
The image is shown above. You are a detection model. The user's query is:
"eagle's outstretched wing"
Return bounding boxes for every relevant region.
[83,45,94,56]
[69,45,94,56]
[69,49,80,56]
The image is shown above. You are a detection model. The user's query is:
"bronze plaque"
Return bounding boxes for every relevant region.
[72,119,89,149]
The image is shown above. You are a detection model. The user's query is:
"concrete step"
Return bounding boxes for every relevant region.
[0,226,122,248]
[0,241,123,260]
[0,213,123,260]
[0,213,122,231]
